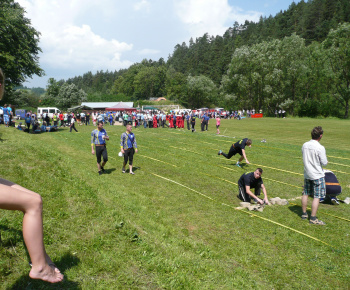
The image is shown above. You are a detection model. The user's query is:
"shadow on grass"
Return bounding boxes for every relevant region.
[288,204,307,218]
[10,252,81,289]
[104,168,116,174]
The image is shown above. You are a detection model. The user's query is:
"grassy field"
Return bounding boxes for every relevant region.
[0,117,349,289]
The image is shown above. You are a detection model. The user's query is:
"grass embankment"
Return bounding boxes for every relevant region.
[0,117,349,289]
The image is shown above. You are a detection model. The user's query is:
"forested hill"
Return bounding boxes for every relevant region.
[167,0,350,84]
[34,0,350,118]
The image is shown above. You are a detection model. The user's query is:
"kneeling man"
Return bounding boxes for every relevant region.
[238,168,269,205]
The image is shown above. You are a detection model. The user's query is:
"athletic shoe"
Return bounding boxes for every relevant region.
[301,212,308,220]
[122,168,126,173]
[101,167,105,173]
[309,218,325,225]
[331,197,340,205]
[236,163,241,167]
[218,150,223,155]
[99,171,102,176]
[319,198,325,203]
[130,172,135,175]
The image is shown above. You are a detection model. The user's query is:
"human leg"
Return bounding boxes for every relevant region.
[0,180,63,283]
[129,149,134,174]
[221,145,236,159]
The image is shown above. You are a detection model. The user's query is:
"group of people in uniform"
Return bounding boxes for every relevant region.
[91,121,138,176]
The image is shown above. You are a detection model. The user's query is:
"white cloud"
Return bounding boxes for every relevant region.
[42,24,133,71]
[174,0,261,37]
[134,0,150,11]
[17,0,134,73]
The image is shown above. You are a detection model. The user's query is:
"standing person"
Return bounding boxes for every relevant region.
[3,104,9,127]
[201,113,206,131]
[59,112,64,127]
[237,168,269,205]
[69,115,78,132]
[216,115,221,134]
[205,113,210,131]
[301,126,328,225]
[80,111,86,125]
[24,113,32,132]
[85,112,90,125]
[91,120,109,175]
[53,113,58,126]
[0,67,64,283]
[153,114,157,128]
[172,113,177,129]
[120,123,138,174]
[190,113,196,132]
[186,113,190,130]
[8,104,13,126]
[218,138,252,167]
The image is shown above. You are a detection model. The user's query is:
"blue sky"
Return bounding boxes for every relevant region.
[17,0,300,88]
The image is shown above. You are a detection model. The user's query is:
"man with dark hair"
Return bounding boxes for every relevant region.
[301,126,327,225]
[218,138,252,167]
[91,121,109,175]
[238,168,269,205]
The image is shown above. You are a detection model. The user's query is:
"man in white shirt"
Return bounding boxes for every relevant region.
[301,126,328,225]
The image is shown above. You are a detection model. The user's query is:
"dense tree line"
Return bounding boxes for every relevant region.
[2,0,350,117]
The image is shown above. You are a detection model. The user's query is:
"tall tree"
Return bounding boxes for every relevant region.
[0,0,43,102]
[322,23,350,118]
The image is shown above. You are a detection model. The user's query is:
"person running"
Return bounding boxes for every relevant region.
[120,123,138,174]
[91,121,109,175]
[237,168,269,205]
[301,126,328,225]
[216,115,221,134]
[218,138,252,167]
[0,67,64,283]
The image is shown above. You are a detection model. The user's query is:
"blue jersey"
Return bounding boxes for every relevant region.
[121,132,137,150]
[91,128,108,145]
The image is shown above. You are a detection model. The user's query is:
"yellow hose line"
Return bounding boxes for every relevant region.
[150,172,331,247]
[221,202,331,247]
[138,154,178,167]
[288,202,350,223]
[151,173,214,201]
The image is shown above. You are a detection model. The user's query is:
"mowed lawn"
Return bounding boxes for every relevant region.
[0,117,349,289]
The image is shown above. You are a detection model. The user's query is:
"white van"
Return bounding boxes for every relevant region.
[37,107,61,118]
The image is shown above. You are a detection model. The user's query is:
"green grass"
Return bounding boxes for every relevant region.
[0,117,349,289]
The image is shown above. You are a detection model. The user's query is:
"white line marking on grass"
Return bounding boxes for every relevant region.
[250,163,303,176]
[138,154,178,167]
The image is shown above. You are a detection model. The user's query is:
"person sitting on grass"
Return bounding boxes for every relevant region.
[237,168,269,205]
[41,121,47,132]
[218,138,252,167]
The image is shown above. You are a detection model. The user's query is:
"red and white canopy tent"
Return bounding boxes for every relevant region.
[105,102,137,112]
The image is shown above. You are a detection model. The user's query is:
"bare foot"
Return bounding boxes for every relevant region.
[45,253,61,273]
[29,264,64,283]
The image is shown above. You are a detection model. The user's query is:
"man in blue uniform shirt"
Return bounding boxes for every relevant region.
[91,121,109,175]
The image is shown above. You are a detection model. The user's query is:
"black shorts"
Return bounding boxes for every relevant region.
[238,184,261,202]
[216,125,220,129]
[124,148,135,165]
[96,145,108,163]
